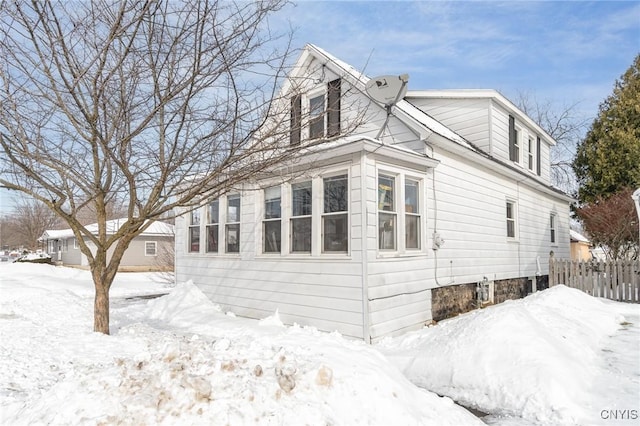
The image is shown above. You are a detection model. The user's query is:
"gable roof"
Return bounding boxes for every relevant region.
[42,218,174,240]
[297,44,572,203]
[405,89,556,145]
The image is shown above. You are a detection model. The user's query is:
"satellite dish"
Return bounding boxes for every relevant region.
[365,74,409,107]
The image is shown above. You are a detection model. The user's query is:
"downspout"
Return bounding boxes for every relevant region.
[359,149,371,343]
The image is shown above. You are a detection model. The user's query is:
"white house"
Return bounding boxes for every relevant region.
[42,218,174,272]
[174,45,572,342]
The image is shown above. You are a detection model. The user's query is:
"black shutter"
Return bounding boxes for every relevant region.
[508,115,517,161]
[536,136,541,176]
[327,78,341,137]
[290,95,302,146]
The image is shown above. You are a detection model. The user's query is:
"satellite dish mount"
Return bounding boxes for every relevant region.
[365,74,409,140]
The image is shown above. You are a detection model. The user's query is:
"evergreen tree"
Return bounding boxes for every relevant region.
[573,55,640,203]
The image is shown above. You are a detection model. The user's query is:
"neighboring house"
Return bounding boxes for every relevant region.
[41,218,174,272]
[570,229,592,261]
[174,45,572,342]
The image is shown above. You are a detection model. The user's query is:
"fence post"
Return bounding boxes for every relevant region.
[549,252,556,287]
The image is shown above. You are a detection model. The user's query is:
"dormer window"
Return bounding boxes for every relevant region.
[509,115,519,163]
[290,78,341,145]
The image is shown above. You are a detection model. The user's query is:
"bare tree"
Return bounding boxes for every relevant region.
[0,1,354,334]
[515,92,589,194]
[10,197,62,250]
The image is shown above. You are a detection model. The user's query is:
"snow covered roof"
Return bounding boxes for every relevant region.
[570,229,590,243]
[41,218,174,240]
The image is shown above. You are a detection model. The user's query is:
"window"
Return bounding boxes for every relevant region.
[206,199,219,253]
[405,179,421,249]
[536,136,542,176]
[290,95,302,146]
[189,209,200,253]
[322,174,348,252]
[527,137,534,171]
[145,241,157,256]
[73,238,79,249]
[309,94,325,139]
[506,201,516,238]
[509,115,519,162]
[226,195,240,253]
[378,175,396,250]
[263,186,281,253]
[291,181,312,252]
[290,79,341,144]
[550,214,556,244]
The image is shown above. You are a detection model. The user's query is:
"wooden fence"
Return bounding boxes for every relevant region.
[549,257,640,303]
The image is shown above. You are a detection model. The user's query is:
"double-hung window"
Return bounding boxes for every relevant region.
[145,241,157,256]
[378,174,397,250]
[506,201,516,238]
[509,115,520,163]
[290,79,341,144]
[309,94,325,140]
[263,186,282,253]
[322,174,348,253]
[189,209,200,253]
[291,181,312,253]
[550,214,556,244]
[226,195,240,253]
[527,137,534,171]
[206,199,219,253]
[405,179,421,249]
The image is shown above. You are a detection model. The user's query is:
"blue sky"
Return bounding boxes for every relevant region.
[1,1,638,215]
[277,1,639,118]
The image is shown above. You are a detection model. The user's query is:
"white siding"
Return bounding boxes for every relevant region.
[408,97,491,152]
[175,155,366,339]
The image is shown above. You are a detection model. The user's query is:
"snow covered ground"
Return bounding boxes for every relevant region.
[1,263,638,425]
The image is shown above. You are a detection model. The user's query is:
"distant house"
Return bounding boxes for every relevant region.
[174,44,572,342]
[570,230,592,261]
[41,218,174,272]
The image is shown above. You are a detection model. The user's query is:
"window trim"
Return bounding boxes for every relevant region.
[550,213,557,245]
[188,209,201,253]
[321,172,349,253]
[506,199,518,240]
[145,241,157,257]
[290,180,313,254]
[263,186,282,254]
[376,166,426,256]
[225,194,241,254]
[206,199,219,253]
[527,136,534,171]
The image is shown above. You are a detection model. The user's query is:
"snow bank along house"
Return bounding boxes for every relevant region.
[175,45,572,342]
[41,218,174,272]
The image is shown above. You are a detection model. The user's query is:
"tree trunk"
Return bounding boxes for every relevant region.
[94,281,110,334]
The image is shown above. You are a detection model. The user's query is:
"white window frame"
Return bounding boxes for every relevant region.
[506,199,518,240]
[404,178,421,250]
[225,194,241,254]
[550,213,557,245]
[73,238,79,250]
[514,126,522,165]
[290,180,313,254]
[206,199,220,254]
[376,166,425,255]
[145,241,157,257]
[188,208,201,253]
[263,186,282,254]
[321,172,349,253]
[527,136,534,171]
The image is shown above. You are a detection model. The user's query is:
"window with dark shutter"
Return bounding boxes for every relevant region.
[290,95,302,146]
[327,78,341,137]
[508,115,518,162]
[536,136,541,176]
